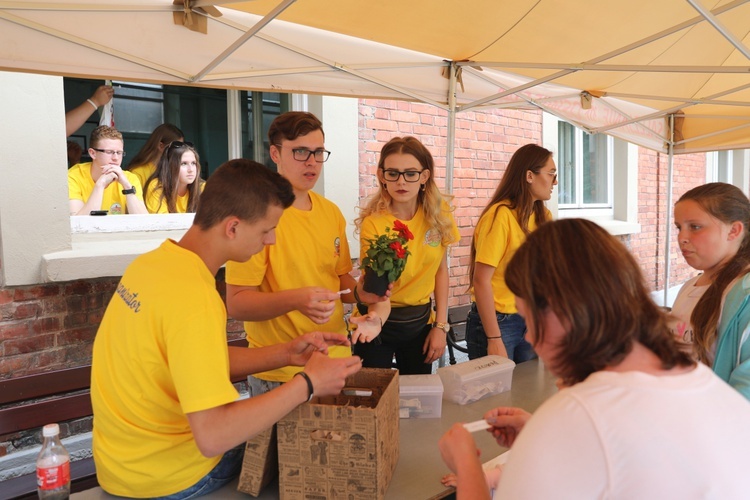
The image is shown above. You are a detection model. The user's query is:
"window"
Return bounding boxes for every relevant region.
[556,121,612,211]
[543,112,640,235]
[245,91,288,170]
[706,149,750,195]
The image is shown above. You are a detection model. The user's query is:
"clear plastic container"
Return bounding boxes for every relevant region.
[438,355,516,405]
[36,423,71,499]
[399,374,443,418]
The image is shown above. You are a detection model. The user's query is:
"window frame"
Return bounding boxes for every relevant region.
[542,112,640,236]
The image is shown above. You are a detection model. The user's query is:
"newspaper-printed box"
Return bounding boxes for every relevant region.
[437,355,515,405]
[399,374,443,418]
[237,424,277,496]
[277,368,399,500]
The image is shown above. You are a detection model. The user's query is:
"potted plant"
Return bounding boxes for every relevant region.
[360,220,414,296]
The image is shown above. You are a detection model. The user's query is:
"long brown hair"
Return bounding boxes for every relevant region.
[144,141,203,213]
[505,219,694,386]
[677,183,750,363]
[467,144,552,289]
[127,123,183,170]
[355,136,456,246]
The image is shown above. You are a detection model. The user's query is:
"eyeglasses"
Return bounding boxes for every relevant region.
[535,170,558,182]
[274,145,331,163]
[382,169,424,183]
[168,141,194,150]
[92,148,126,157]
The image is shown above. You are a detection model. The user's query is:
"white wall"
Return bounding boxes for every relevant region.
[0,72,71,286]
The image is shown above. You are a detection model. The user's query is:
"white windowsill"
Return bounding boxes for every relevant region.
[594,219,641,236]
[41,215,194,282]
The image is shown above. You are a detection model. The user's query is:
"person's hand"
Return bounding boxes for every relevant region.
[484,407,531,448]
[354,278,392,304]
[90,85,114,107]
[348,312,382,343]
[441,472,458,488]
[303,351,362,397]
[439,423,480,474]
[294,287,340,324]
[487,338,508,357]
[288,331,351,366]
[423,327,447,363]
[95,169,119,189]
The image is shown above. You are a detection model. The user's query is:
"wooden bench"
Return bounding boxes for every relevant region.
[0,338,249,500]
[0,365,97,499]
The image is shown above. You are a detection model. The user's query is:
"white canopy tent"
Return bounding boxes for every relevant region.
[2,0,750,298]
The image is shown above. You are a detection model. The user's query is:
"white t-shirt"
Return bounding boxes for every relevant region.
[669,274,708,353]
[496,364,750,499]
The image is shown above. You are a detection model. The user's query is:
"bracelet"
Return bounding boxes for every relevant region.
[294,371,314,402]
[353,285,363,304]
[486,336,502,339]
[86,98,98,111]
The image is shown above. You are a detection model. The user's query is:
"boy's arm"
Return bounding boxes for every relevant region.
[70,175,113,215]
[226,331,350,378]
[226,283,339,324]
[187,352,362,457]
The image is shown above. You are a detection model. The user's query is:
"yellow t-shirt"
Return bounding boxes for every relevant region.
[129,162,156,190]
[91,240,239,497]
[68,162,144,214]
[470,203,550,313]
[145,181,204,214]
[358,204,459,308]
[225,191,353,382]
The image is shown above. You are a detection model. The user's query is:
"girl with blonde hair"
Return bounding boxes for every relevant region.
[352,136,459,374]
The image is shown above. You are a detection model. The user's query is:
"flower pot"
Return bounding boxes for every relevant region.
[362,269,390,296]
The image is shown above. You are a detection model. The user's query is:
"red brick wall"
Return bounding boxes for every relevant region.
[0,279,118,379]
[358,99,706,305]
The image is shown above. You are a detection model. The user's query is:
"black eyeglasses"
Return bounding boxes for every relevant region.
[168,141,194,150]
[92,148,126,157]
[274,145,331,163]
[382,169,424,183]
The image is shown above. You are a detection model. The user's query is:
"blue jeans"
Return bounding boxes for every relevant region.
[151,445,245,500]
[465,303,537,363]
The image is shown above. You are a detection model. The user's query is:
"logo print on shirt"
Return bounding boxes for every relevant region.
[424,229,441,247]
[334,237,341,258]
[109,203,123,215]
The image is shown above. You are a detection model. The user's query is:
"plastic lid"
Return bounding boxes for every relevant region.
[42,423,60,437]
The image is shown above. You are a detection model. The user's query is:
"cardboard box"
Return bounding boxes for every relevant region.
[437,355,515,405]
[398,374,443,418]
[277,368,399,500]
[237,424,278,496]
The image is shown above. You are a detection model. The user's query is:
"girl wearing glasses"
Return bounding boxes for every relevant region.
[466,144,557,362]
[127,123,184,189]
[143,141,204,214]
[352,136,459,374]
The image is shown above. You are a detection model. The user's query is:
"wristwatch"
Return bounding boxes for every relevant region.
[432,321,450,333]
[122,186,136,195]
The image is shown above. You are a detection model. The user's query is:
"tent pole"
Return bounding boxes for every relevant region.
[446,61,457,195]
[663,114,675,307]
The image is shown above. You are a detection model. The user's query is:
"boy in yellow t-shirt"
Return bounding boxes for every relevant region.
[91,159,361,498]
[226,112,385,389]
[67,125,148,215]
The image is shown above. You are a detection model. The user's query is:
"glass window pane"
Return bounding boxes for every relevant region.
[557,122,576,204]
[582,133,608,204]
[244,91,287,170]
[112,82,164,134]
[717,150,731,183]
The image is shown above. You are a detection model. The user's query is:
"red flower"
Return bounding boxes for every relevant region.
[393,220,414,241]
[389,241,406,259]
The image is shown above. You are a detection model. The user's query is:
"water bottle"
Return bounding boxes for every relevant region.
[36,423,71,499]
